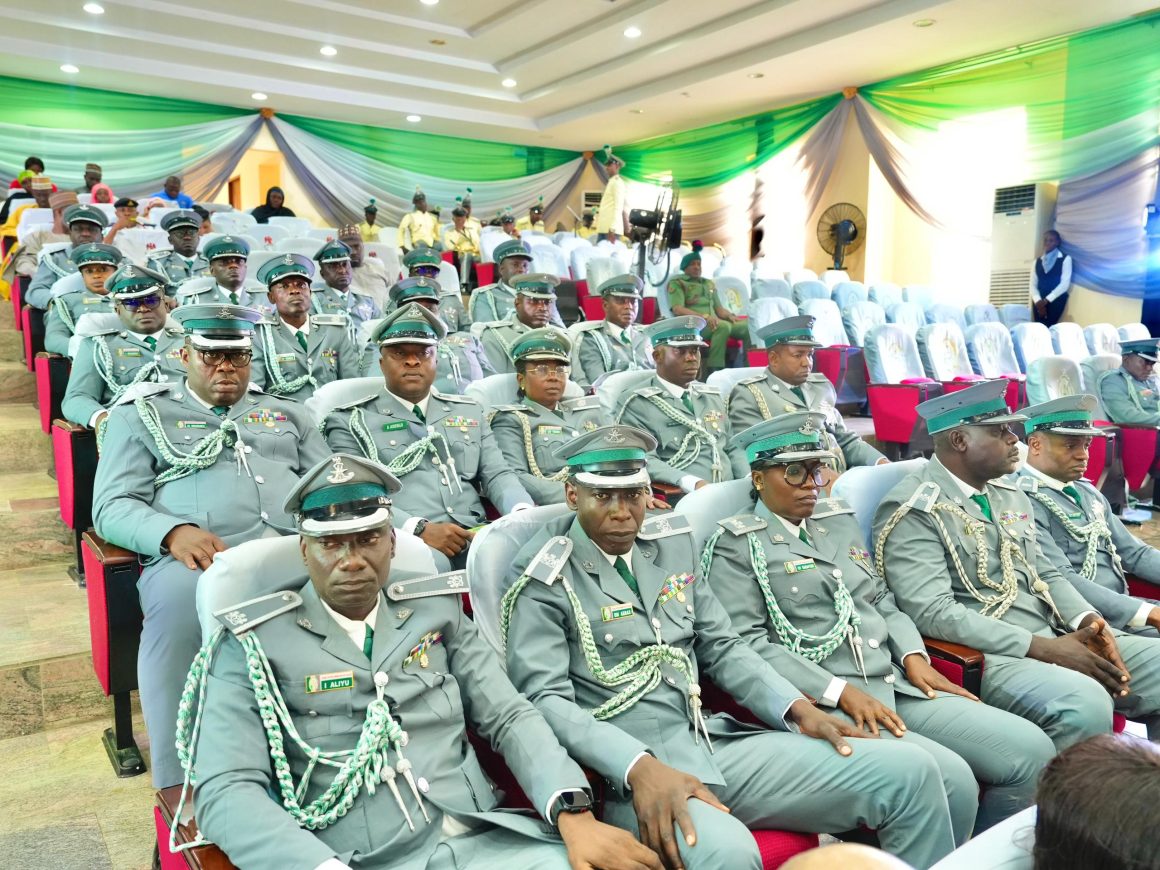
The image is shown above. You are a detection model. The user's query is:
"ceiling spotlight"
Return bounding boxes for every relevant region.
[320,45,337,56]
[83,3,105,13]
[912,18,936,27]
[501,78,517,88]
[747,72,764,79]
[60,64,80,74]
[406,114,422,123]
[251,92,268,101]
[419,0,439,5]
[623,26,642,39]
[630,108,645,114]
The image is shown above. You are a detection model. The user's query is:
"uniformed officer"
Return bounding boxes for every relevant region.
[397,187,441,253]
[176,235,271,313]
[728,316,887,474]
[250,253,360,401]
[92,303,331,788]
[1096,336,1160,426]
[477,273,559,375]
[360,277,494,394]
[614,317,747,493]
[571,273,653,388]
[62,262,185,429]
[357,197,381,242]
[595,146,627,240]
[324,303,532,570]
[667,242,749,375]
[442,206,481,291]
[400,244,469,333]
[147,210,209,293]
[1015,395,1160,634]
[458,188,483,238]
[26,203,109,309]
[44,242,119,355]
[873,379,1160,750]
[468,238,534,324]
[489,328,604,504]
[312,239,383,342]
[514,198,546,234]
[502,425,958,870]
[704,414,1055,838]
[338,225,394,311]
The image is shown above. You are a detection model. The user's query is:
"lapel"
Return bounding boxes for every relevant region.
[767,370,807,410]
[928,459,990,526]
[803,516,840,564]
[567,522,642,609]
[297,583,369,670]
[631,544,670,617]
[305,322,327,355]
[376,392,426,438]
[371,591,418,674]
[179,385,223,422]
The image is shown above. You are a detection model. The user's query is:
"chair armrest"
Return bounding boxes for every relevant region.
[923,637,983,667]
[53,418,90,434]
[35,351,65,360]
[81,530,138,567]
[156,787,237,870]
[651,482,683,504]
[924,636,984,697]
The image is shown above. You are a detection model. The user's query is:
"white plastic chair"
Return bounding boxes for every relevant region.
[364,243,401,282]
[276,237,321,257]
[1083,323,1120,356]
[303,376,381,427]
[307,227,339,241]
[266,216,312,237]
[820,269,849,289]
[114,229,172,265]
[1118,323,1150,343]
[529,244,570,279]
[1050,323,1089,360]
[784,268,818,286]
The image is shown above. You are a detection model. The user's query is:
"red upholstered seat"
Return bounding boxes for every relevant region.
[474,262,496,287]
[35,352,69,433]
[754,830,821,868]
[21,304,45,371]
[866,382,943,446]
[10,274,26,329]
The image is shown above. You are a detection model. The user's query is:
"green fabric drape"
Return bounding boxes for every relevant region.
[280,114,580,181]
[615,94,842,190]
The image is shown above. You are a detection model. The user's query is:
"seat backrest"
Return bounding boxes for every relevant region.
[197,531,435,643]
[831,281,867,310]
[1084,323,1120,356]
[792,279,829,306]
[706,366,765,397]
[925,303,966,333]
[596,369,655,417]
[435,260,461,295]
[276,237,320,257]
[529,244,570,279]
[256,224,289,245]
[963,304,999,327]
[820,269,849,289]
[1049,322,1088,359]
[747,297,798,344]
[466,504,574,653]
[714,256,751,284]
[998,303,1031,328]
[965,322,1019,377]
[114,229,173,265]
[831,458,928,545]
[696,246,723,277]
[1026,356,1082,406]
[646,249,683,291]
[307,227,339,241]
[15,207,53,243]
[885,302,925,334]
[1080,353,1122,413]
[842,300,886,347]
[1010,322,1054,372]
[267,216,313,236]
[785,268,818,285]
[714,276,749,316]
[800,298,849,346]
[751,277,792,300]
[363,243,401,281]
[864,324,926,383]
[1118,323,1150,343]
[868,282,902,308]
[480,229,508,263]
[303,376,382,427]
[902,285,936,310]
[585,255,624,293]
[673,478,754,552]
[464,373,582,409]
[916,322,972,380]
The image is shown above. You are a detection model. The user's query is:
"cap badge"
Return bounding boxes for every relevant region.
[216,306,233,319]
[221,235,233,243]
[123,265,136,278]
[282,254,295,265]
[685,317,698,329]
[605,427,626,445]
[326,456,356,484]
[799,419,818,436]
[417,277,429,286]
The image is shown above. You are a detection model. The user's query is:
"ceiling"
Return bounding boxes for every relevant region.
[1,0,1154,150]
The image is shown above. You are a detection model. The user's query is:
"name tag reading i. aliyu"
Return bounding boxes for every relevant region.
[784,559,816,574]
[305,671,354,693]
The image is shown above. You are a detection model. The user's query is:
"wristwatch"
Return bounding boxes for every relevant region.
[549,790,593,827]
[413,518,430,537]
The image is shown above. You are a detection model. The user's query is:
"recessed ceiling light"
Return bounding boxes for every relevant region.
[406,114,422,123]
[419,0,439,5]
[60,64,80,74]
[630,108,645,114]
[251,92,268,101]
[320,45,337,56]
[83,3,105,13]
[912,18,935,27]
[623,26,642,39]
[747,72,764,79]
[501,78,517,88]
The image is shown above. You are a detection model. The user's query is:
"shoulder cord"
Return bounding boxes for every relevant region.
[1029,490,1122,582]
[45,253,73,280]
[92,334,161,401]
[436,342,462,385]
[485,324,516,359]
[259,323,316,397]
[638,393,723,481]
[1099,368,1147,414]
[745,382,773,420]
[347,407,463,492]
[586,329,613,371]
[51,295,78,333]
[171,627,428,854]
[700,529,864,676]
[507,410,569,481]
[135,398,250,486]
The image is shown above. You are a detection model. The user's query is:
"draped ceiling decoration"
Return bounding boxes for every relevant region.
[0,11,1155,294]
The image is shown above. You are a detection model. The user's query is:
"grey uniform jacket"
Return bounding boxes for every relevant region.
[705,499,932,707]
[872,458,1096,659]
[477,315,531,375]
[505,514,805,795]
[1014,469,1160,629]
[312,284,383,334]
[1096,367,1160,426]
[383,289,470,335]
[146,250,209,294]
[250,315,361,401]
[323,390,531,527]
[359,332,495,396]
[727,370,885,471]
[488,396,604,504]
[176,279,274,316]
[26,245,74,309]
[45,287,115,355]
[469,282,563,329]
[615,373,748,487]
[571,321,653,388]
[93,382,331,558]
[195,577,585,870]
[62,324,187,426]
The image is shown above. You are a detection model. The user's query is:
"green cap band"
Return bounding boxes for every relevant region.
[381,321,438,339]
[301,482,390,512]
[744,431,821,463]
[652,327,702,344]
[568,447,647,467]
[1025,410,1094,432]
[763,329,814,348]
[180,318,257,333]
[926,396,1010,434]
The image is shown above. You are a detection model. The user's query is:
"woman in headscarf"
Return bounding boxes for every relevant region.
[90,182,116,205]
[250,186,295,224]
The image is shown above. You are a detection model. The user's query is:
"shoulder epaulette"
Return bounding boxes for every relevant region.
[163,327,185,338]
[75,313,123,338]
[716,514,767,535]
[811,497,854,519]
[246,383,267,394]
[525,537,572,586]
[1074,478,1099,495]
[1013,474,1038,493]
[145,250,171,261]
[689,382,720,396]
[432,390,477,405]
[990,477,1016,491]
[214,591,303,636]
[112,380,171,408]
[333,393,378,411]
[474,282,498,294]
[310,314,348,328]
[387,570,468,600]
[736,373,766,386]
[633,386,663,399]
[571,320,604,334]
[638,513,692,540]
[906,481,941,513]
[806,373,830,384]
[490,404,528,414]
[257,314,278,327]
[561,395,600,412]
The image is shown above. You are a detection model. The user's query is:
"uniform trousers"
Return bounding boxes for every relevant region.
[702,320,750,370]
[422,826,570,869]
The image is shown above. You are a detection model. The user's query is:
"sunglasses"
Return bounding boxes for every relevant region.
[413,265,440,277]
[121,293,163,309]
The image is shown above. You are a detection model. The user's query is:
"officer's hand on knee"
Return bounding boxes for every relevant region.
[557,811,663,870]
[420,522,472,556]
[837,685,906,737]
[1028,622,1130,697]
[903,653,979,702]
[627,755,729,870]
[789,698,860,755]
[162,524,228,570]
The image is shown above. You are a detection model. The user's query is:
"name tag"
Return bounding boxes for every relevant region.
[382,420,408,432]
[537,425,563,436]
[117,348,143,358]
[601,603,634,622]
[1067,512,1084,520]
[275,353,298,363]
[176,420,207,429]
[82,296,105,304]
[784,559,816,574]
[305,671,354,693]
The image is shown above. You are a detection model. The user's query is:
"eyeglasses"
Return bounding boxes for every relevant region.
[121,293,162,309]
[783,463,829,487]
[413,265,440,277]
[197,349,252,367]
[169,227,198,238]
[525,364,570,377]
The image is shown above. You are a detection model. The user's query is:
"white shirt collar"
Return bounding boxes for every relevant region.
[604,321,631,340]
[282,317,310,336]
[319,598,380,652]
[656,374,688,399]
[1022,462,1067,492]
[129,330,160,343]
[596,545,634,572]
[932,454,988,498]
[385,387,431,418]
[184,380,216,411]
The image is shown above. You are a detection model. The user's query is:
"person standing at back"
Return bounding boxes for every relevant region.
[1031,230,1072,327]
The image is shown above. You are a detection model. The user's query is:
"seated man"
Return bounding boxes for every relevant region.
[250,253,359,401]
[62,262,185,429]
[442,206,480,292]
[1096,336,1160,426]
[312,239,382,341]
[469,238,533,324]
[397,187,440,253]
[26,203,108,309]
[571,273,654,388]
[515,199,545,233]
[339,225,391,311]
[185,453,658,870]
[44,242,119,356]
[146,210,209,294]
[401,245,470,333]
[666,242,748,375]
[92,303,331,789]
[1014,395,1160,635]
[176,235,270,313]
[728,316,887,473]
[703,413,1055,838]
[503,426,958,870]
[615,317,746,493]
[324,303,532,570]
[477,274,559,375]
[873,379,1160,750]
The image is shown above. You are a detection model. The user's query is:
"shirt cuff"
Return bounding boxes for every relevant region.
[623,751,652,791]
[1046,289,1065,303]
[678,475,701,494]
[542,787,589,824]
[1070,610,1100,631]
[1129,602,1154,629]
[901,649,930,665]
[87,408,106,429]
[312,860,349,870]
[401,516,425,534]
[819,677,847,708]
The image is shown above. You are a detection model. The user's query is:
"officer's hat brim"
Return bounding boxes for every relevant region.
[571,468,651,490]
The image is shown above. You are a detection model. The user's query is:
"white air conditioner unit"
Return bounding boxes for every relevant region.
[582,190,603,212]
[989,182,1057,306]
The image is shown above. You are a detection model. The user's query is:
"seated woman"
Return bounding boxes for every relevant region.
[700,413,1056,841]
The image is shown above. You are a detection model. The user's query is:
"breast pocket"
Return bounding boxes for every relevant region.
[278,675,356,740]
[445,425,481,477]
[401,643,463,721]
[244,423,302,464]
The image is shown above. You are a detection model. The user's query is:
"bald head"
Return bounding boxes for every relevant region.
[782,844,915,870]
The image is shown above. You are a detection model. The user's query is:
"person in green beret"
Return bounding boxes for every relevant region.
[515,198,546,234]
[443,205,481,292]
[357,198,380,242]
[477,274,560,374]
[667,242,749,375]
[176,234,271,314]
[44,242,120,355]
[397,186,441,253]
[26,203,109,309]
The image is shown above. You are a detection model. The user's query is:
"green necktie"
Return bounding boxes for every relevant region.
[798,524,810,546]
[295,330,308,351]
[970,493,992,522]
[144,336,156,351]
[620,329,631,346]
[229,291,239,305]
[1061,484,1083,507]
[680,391,694,415]
[211,405,229,417]
[412,404,426,424]
[362,624,374,658]
[790,386,806,404]
[614,556,640,599]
